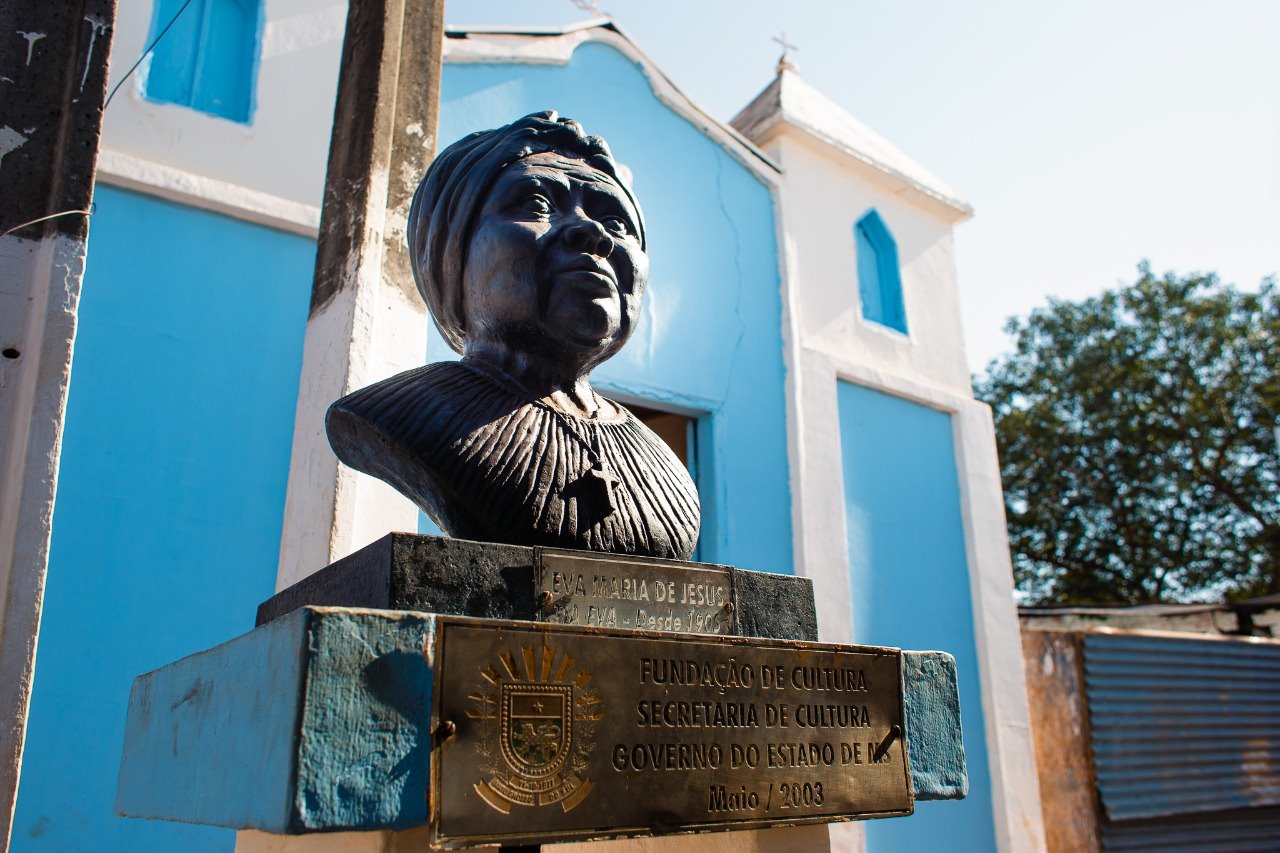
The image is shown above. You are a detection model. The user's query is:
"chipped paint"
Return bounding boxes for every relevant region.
[0,126,28,170]
[902,651,968,800]
[16,30,46,65]
[13,185,314,851]
[80,15,109,92]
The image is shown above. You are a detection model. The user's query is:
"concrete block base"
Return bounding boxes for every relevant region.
[118,607,965,840]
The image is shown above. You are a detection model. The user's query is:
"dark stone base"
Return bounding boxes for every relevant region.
[256,533,817,641]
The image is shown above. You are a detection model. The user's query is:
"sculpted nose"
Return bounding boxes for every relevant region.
[562,217,615,257]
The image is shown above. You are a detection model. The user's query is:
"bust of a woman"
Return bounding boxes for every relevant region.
[326,111,700,560]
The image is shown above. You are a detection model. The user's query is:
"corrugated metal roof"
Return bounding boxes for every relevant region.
[1083,632,1280,822]
[1101,805,1280,852]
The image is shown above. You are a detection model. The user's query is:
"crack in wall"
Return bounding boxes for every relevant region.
[713,151,748,409]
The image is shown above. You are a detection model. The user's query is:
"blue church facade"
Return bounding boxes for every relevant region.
[7,11,1043,853]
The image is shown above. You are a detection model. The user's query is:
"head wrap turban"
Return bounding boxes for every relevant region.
[407,110,646,354]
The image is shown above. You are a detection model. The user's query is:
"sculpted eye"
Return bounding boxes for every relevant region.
[601,215,630,236]
[520,194,553,215]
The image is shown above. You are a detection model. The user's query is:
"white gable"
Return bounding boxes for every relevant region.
[732,70,971,221]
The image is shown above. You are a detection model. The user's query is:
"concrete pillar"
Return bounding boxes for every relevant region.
[0,1,117,845]
[274,0,445,593]
[244,2,443,849]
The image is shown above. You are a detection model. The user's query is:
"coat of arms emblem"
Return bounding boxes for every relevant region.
[468,641,601,813]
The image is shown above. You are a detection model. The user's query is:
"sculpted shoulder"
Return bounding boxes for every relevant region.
[325,362,511,526]
[328,362,470,458]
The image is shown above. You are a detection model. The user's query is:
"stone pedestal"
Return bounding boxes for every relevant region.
[117,538,966,848]
[257,534,818,643]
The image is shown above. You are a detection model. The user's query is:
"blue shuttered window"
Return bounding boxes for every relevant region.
[144,0,263,124]
[854,209,907,334]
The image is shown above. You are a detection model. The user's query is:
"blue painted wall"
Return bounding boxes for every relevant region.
[427,44,792,573]
[836,381,994,851]
[12,186,314,851]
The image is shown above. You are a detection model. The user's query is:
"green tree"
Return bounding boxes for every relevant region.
[974,264,1280,604]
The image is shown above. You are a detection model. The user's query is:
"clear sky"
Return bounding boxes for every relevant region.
[448,0,1280,374]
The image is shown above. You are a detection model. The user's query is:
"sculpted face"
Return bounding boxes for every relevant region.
[460,151,648,370]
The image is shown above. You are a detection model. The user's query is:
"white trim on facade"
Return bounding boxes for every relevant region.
[790,348,1047,853]
[733,69,972,223]
[443,24,782,185]
[96,150,321,237]
[745,68,1046,850]
[952,398,1047,853]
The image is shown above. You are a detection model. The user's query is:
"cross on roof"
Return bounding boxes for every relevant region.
[772,32,799,74]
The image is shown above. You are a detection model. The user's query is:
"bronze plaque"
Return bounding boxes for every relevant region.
[536,549,734,635]
[429,618,911,847]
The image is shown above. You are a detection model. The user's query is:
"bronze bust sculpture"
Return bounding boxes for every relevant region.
[327,112,700,560]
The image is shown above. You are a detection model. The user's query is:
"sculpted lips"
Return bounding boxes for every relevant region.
[552,259,618,296]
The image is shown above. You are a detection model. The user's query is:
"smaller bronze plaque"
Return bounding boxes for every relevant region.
[430,618,910,847]
[536,549,734,635]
